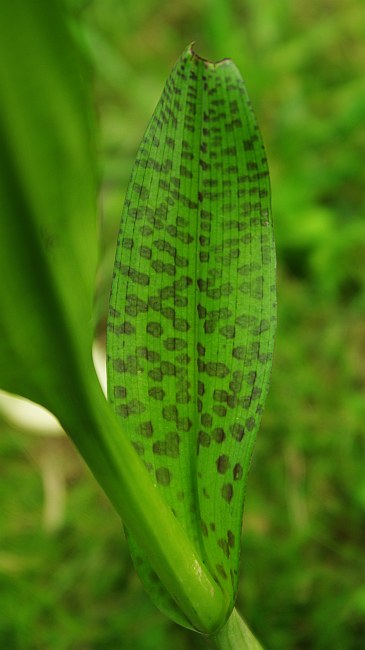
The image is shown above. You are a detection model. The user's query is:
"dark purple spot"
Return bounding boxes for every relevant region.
[221,483,233,503]
[233,463,243,480]
[156,467,171,486]
[217,455,230,474]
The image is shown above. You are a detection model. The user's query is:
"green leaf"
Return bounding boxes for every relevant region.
[107,45,276,624]
[0,0,97,415]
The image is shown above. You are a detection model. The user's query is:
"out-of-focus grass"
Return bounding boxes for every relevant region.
[1,0,365,647]
[0,431,201,650]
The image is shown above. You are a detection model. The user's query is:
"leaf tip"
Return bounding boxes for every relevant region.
[185,42,232,69]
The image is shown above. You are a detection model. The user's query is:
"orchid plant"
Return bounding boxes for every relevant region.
[0,2,276,648]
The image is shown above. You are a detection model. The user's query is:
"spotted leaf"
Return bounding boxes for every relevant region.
[107,45,276,625]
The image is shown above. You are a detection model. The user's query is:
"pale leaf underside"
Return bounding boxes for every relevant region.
[107,45,276,627]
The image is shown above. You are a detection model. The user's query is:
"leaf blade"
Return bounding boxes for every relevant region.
[107,45,276,620]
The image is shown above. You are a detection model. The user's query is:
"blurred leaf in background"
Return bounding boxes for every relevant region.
[1,0,364,648]
[0,0,97,414]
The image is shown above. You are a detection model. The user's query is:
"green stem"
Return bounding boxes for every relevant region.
[211,609,264,650]
[57,363,229,634]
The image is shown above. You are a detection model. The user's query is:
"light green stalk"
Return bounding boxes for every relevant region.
[212,608,264,650]
[57,363,229,633]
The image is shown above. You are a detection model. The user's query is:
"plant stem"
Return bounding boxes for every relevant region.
[211,608,264,650]
[58,363,229,634]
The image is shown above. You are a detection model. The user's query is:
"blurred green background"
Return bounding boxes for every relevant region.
[1,0,364,648]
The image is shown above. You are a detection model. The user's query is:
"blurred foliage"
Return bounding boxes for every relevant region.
[1,0,364,648]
